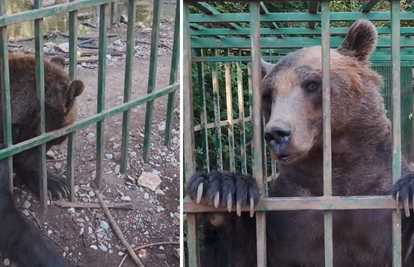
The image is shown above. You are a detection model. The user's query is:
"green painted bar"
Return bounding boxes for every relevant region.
[237,51,247,174]
[66,0,78,202]
[190,26,414,36]
[94,4,109,190]
[183,195,399,213]
[0,82,178,161]
[190,36,414,49]
[320,2,333,266]
[191,56,414,64]
[184,1,198,266]
[211,49,223,170]
[164,0,180,148]
[196,49,210,172]
[0,0,115,27]
[0,0,13,194]
[250,2,267,267]
[120,0,137,174]
[225,50,235,172]
[189,11,414,23]
[143,0,162,162]
[390,1,402,266]
[34,0,48,212]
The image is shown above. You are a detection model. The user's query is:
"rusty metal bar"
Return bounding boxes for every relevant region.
[390,1,402,266]
[250,2,267,267]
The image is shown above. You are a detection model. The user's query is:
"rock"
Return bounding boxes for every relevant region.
[46,150,56,158]
[114,152,122,161]
[137,172,161,191]
[155,188,165,196]
[90,245,98,250]
[130,151,137,157]
[105,154,113,159]
[144,193,149,200]
[115,164,121,174]
[99,244,108,252]
[44,42,56,49]
[158,122,166,131]
[118,251,125,256]
[3,258,10,265]
[100,221,109,230]
[87,133,95,139]
[22,200,31,209]
[142,28,152,34]
[121,196,131,202]
[68,207,76,214]
[57,42,69,53]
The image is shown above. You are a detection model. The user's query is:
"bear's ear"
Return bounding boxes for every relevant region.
[50,56,66,69]
[261,58,274,80]
[67,80,84,101]
[337,19,377,61]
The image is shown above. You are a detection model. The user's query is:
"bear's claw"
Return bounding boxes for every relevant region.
[186,171,260,217]
[393,173,414,217]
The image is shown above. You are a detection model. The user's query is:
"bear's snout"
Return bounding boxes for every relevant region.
[265,121,294,162]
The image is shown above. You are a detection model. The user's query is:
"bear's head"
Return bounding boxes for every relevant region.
[260,19,384,164]
[45,56,84,134]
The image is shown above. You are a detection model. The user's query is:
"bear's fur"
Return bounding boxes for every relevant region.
[186,19,414,266]
[0,53,84,267]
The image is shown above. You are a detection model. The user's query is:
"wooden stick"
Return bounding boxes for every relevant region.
[54,200,133,210]
[95,190,145,267]
[118,242,180,267]
[59,32,117,39]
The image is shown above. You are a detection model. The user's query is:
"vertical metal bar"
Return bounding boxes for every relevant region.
[120,0,137,174]
[94,3,108,190]
[164,0,180,148]
[225,50,235,172]
[237,50,247,174]
[34,0,48,212]
[250,3,266,267]
[212,49,223,170]
[391,1,402,266]
[321,1,333,266]
[0,0,12,194]
[67,0,78,202]
[184,1,198,267]
[196,49,210,173]
[143,0,162,162]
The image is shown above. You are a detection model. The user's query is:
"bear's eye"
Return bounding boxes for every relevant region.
[303,80,320,92]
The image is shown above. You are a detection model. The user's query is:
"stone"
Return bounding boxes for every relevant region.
[22,200,31,209]
[57,42,69,53]
[137,172,161,191]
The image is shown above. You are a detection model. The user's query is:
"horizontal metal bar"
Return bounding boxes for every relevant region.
[190,12,414,23]
[183,195,399,213]
[190,27,414,36]
[0,0,115,27]
[0,82,179,160]
[191,36,414,49]
[191,56,414,65]
[193,117,251,131]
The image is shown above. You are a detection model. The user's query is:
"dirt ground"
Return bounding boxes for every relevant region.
[1,1,180,267]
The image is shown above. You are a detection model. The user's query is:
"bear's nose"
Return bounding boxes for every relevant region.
[265,125,292,145]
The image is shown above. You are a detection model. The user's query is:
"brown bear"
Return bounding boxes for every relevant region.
[186,19,414,266]
[0,53,84,267]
